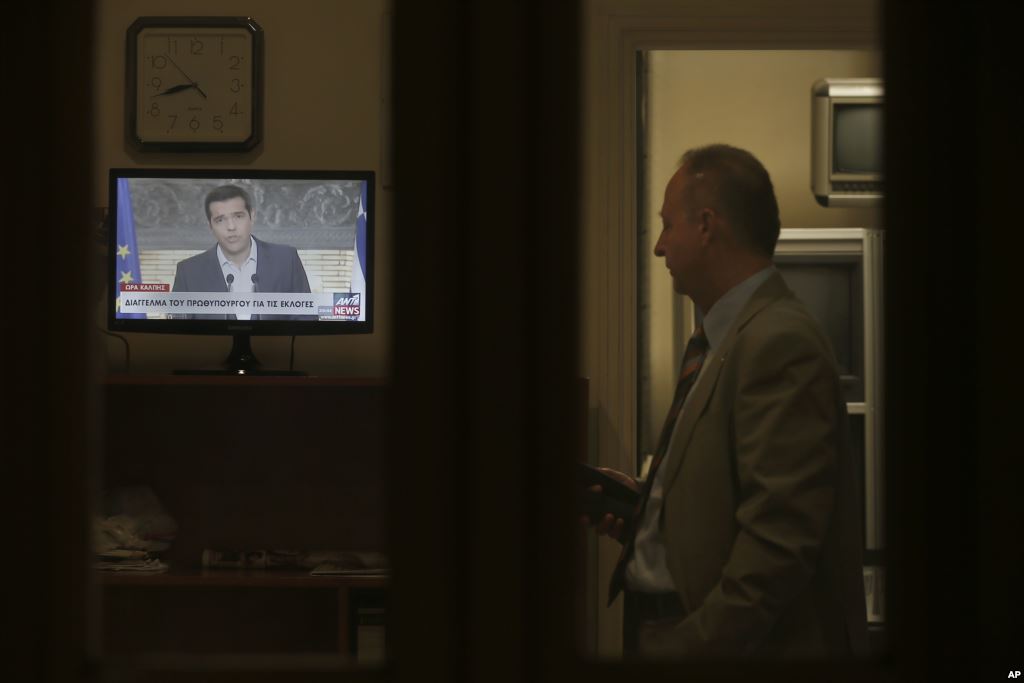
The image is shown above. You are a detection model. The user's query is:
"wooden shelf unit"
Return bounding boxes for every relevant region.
[100,375,390,657]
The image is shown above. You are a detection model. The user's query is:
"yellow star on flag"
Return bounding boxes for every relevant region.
[117,244,130,259]
[120,271,134,284]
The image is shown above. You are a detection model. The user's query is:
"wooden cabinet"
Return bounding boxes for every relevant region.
[99,376,389,657]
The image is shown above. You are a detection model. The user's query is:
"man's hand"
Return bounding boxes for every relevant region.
[579,467,639,543]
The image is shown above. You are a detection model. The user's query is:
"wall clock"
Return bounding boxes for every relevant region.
[126,16,263,153]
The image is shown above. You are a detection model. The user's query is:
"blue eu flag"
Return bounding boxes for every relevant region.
[115,178,144,319]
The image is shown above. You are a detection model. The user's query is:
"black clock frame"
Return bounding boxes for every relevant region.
[125,16,264,153]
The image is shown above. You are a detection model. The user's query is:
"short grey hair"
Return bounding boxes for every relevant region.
[678,144,781,257]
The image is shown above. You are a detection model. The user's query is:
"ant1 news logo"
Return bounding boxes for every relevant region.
[319,293,361,320]
[334,293,361,317]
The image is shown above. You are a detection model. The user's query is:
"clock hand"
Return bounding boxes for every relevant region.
[164,54,208,99]
[153,83,197,97]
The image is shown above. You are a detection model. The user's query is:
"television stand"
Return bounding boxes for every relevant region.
[173,333,307,376]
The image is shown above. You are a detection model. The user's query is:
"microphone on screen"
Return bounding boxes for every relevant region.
[250,274,260,320]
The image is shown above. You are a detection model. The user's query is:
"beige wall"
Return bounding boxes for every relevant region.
[93,0,390,375]
[644,50,882,233]
[641,49,882,449]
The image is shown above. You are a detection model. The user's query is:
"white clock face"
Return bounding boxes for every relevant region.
[134,26,256,144]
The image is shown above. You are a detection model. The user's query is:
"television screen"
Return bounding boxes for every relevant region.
[108,169,373,335]
[832,103,883,174]
[775,259,864,403]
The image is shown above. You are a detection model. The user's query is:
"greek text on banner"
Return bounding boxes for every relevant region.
[118,291,338,315]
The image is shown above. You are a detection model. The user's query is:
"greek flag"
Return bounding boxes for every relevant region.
[351,181,368,321]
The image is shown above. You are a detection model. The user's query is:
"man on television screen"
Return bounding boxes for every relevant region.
[172,184,314,320]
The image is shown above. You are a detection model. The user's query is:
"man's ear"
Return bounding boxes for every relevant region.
[698,208,716,246]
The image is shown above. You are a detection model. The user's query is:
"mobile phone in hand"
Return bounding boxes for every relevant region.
[577,463,638,526]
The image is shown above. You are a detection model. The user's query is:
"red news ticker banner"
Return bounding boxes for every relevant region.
[120,283,170,292]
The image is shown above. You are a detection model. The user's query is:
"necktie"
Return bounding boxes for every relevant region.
[608,325,709,605]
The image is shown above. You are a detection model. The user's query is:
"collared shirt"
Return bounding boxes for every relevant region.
[626,266,776,592]
[217,237,258,320]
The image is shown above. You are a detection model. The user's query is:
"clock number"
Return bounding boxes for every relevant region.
[150,76,162,91]
[167,38,177,55]
[190,38,204,55]
[228,55,242,70]
[189,115,200,132]
[167,114,178,132]
[213,115,224,132]
[149,55,167,70]
[149,102,160,118]
[230,102,242,116]
[230,78,243,93]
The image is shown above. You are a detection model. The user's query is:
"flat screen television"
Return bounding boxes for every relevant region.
[107,168,374,374]
[811,77,884,208]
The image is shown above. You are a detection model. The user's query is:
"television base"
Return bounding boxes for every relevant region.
[172,333,307,376]
[172,368,308,377]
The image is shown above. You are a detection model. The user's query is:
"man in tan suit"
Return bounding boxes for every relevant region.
[589,144,868,658]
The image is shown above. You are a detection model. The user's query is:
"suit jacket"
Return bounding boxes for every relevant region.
[171,237,315,320]
[638,271,868,658]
